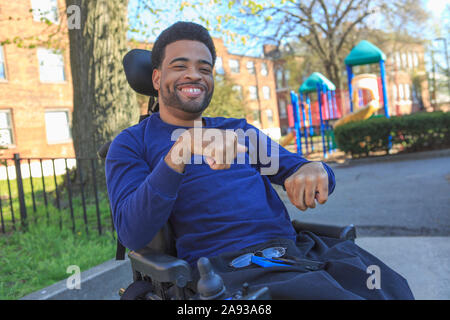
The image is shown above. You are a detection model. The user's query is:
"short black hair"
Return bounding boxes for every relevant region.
[151,21,216,70]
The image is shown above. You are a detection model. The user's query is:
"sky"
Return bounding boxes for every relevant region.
[127,0,278,57]
[426,0,448,18]
[127,0,449,57]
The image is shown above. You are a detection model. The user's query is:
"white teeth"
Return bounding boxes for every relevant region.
[182,88,201,93]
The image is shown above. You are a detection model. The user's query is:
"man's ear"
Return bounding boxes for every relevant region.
[152,68,161,91]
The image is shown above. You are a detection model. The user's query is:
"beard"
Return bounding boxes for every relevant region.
[160,81,214,114]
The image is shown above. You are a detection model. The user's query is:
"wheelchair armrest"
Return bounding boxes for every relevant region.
[292,220,357,242]
[128,247,192,287]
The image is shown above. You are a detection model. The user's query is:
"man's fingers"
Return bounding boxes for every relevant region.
[316,180,329,204]
[284,162,330,211]
[296,184,307,211]
[304,183,316,209]
[205,156,215,167]
[236,143,247,153]
[205,156,231,170]
[211,163,230,170]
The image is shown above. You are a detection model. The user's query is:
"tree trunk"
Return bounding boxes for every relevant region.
[65,0,138,186]
[323,54,343,91]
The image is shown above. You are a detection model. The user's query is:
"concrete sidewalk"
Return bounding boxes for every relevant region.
[355,236,450,300]
[21,236,450,300]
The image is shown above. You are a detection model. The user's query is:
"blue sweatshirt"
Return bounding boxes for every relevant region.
[105,113,335,265]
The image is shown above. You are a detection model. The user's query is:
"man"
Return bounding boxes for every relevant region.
[106,22,414,299]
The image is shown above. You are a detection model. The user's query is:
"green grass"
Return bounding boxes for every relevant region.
[0,174,117,300]
[0,223,116,300]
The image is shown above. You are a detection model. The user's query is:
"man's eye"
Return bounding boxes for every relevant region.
[174,65,186,69]
[201,68,212,73]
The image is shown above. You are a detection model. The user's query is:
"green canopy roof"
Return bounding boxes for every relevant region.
[299,72,336,93]
[345,40,386,66]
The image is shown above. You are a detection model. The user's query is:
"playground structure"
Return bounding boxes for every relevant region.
[333,73,382,128]
[344,40,390,118]
[284,40,391,157]
[282,72,339,159]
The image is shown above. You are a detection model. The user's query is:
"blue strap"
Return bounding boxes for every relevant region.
[251,255,290,268]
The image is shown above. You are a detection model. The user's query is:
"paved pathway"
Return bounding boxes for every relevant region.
[274,152,450,237]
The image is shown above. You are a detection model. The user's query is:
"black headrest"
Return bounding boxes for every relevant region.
[97,141,112,159]
[123,49,158,97]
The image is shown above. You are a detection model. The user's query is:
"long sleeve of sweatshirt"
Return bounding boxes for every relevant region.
[105,115,336,256]
[244,122,336,195]
[105,130,184,251]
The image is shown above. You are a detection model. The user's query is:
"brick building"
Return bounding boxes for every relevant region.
[383,42,431,116]
[213,39,281,140]
[262,44,298,136]
[0,0,283,159]
[0,0,74,159]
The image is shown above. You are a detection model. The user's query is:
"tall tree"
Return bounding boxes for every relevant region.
[222,0,381,89]
[221,0,430,90]
[65,0,139,182]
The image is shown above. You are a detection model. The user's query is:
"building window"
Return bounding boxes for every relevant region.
[37,48,66,82]
[395,52,401,69]
[266,109,273,126]
[413,52,419,68]
[276,68,283,88]
[261,63,268,76]
[215,56,224,75]
[232,85,242,99]
[401,53,407,69]
[0,110,14,146]
[246,61,255,74]
[249,86,258,100]
[404,84,411,101]
[229,59,240,73]
[0,46,6,80]
[279,99,287,118]
[392,85,398,101]
[407,52,413,69]
[284,70,290,83]
[398,84,405,100]
[262,86,270,100]
[252,110,260,123]
[31,0,59,24]
[45,110,71,143]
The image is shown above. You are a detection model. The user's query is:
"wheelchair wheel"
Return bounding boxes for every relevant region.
[120,280,155,300]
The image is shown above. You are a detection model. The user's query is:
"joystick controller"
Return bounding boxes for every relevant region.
[196,257,227,300]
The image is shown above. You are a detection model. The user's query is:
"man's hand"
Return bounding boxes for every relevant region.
[165,127,247,173]
[284,162,329,211]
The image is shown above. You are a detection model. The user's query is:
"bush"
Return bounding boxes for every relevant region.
[392,111,450,152]
[334,116,392,157]
[334,111,450,157]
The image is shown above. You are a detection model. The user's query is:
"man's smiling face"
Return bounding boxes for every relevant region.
[152,40,214,115]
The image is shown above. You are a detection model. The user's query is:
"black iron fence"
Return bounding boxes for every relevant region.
[0,154,114,237]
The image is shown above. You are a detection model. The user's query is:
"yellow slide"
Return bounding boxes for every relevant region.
[280,131,296,147]
[334,74,381,128]
[334,100,380,127]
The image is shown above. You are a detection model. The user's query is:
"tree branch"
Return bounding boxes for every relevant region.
[336,10,374,53]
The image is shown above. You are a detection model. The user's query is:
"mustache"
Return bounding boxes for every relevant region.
[174,82,207,91]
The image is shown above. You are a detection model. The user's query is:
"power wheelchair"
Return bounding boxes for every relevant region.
[98,49,357,300]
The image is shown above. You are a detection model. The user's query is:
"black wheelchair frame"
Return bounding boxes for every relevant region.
[99,49,357,300]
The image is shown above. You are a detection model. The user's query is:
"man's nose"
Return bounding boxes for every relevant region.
[184,67,202,80]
